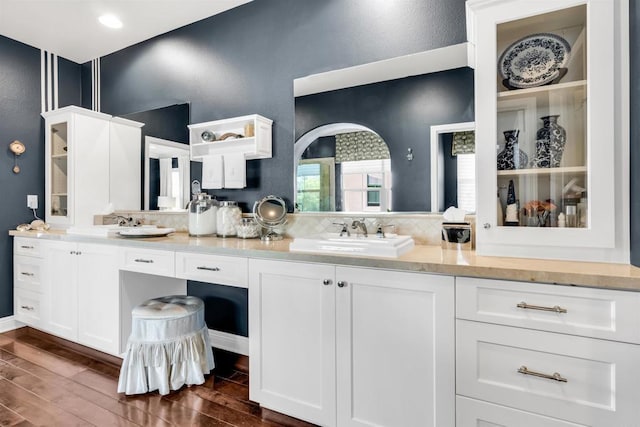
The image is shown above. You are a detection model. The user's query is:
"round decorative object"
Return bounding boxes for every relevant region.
[201,131,216,142]
[499,33,571,89]
[497,130,528,170]
[9,140,25,173]
[9,140,25,155]
[535,115,566,168]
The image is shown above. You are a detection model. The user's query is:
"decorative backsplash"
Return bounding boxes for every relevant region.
[98,211,475,246]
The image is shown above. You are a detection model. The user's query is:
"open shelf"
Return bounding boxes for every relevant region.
[497,166,586,177]
[498,80,586,99]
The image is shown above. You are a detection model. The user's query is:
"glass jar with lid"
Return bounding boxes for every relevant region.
[188,193,218,236]
[217,201,242,237]
[236,217,261,239]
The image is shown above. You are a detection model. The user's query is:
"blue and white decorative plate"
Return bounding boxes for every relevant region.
[499,33,571,89]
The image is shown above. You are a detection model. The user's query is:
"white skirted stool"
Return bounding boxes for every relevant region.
[117,295,215,395]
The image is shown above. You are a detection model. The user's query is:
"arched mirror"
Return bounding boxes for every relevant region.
[294,123,392,213]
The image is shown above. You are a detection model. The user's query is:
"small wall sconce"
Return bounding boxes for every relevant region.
[406,148,414,161]
[9,140,26,173]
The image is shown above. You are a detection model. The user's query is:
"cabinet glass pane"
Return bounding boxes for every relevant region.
[496,5,587,229]
[50,122,68,218]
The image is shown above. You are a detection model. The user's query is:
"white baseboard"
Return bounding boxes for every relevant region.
[0,316,23,333]
[208,329,249,356]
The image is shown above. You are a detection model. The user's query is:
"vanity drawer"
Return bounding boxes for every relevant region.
[14,288,43,327]
[456,277,640,343]
[120,248,175,277]
[456,396,586,427]
[456,320,640,426]
[14,255,43,293]
[175,252,248,288]
[14,237,41,257]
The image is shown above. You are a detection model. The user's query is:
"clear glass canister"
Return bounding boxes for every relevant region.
[217,201,242,237]
[236,217,261,239]
[188,193,218,236]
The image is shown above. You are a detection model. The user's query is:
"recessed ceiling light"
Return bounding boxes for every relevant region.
[98,14,123,29]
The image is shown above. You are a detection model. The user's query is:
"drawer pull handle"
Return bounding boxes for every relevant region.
[20,305,34,311]
[197,266,220,272]
[20,272,35,277]
[134,259,154,264]
[20,245,34,249]
[517,301,567,314]
[518,366,567,383]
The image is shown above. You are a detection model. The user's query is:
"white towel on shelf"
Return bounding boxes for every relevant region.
[223,153,246,189]
[201,155,224,189]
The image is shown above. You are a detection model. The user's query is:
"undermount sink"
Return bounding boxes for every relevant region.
[67,224,157,237]
[289,233,415,258]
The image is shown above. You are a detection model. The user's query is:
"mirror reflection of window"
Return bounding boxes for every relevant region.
[456,153,476,213]
[341,159,391,212]
[296,158,335,212]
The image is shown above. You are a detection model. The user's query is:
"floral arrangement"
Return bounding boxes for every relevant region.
[524,200,557,227]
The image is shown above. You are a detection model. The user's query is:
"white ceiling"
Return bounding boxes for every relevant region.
[0,0,252,63]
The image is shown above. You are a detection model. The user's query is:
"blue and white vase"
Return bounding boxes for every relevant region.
[497,130,528,170]
[535,115,566,168]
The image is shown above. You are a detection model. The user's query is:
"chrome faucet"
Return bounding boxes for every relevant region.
[113,215,142,227]
[333,222,350,237]
[351,219,368,237]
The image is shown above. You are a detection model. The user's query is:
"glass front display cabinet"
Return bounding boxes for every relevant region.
[470,0,626,262]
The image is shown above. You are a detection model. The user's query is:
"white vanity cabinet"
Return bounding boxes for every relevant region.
[468,0,628,262]
[455,277,640,426]
[249,259,455,427]
[43,106,143,228]
[44,240,120,355]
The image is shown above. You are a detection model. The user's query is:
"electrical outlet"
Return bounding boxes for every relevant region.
[27,195,38,209]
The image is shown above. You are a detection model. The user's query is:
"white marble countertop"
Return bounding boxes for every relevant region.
[10,229,640,291]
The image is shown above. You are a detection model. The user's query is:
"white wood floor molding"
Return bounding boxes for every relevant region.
[0,316,22,333]
[209,329,249,356]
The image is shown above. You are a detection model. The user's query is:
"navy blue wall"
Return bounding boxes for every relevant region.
[0,36,81,317]
[295,68,474,211]
[97,0,468,211]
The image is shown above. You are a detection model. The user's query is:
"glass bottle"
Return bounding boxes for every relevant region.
[188,193,218,236]
[217,201,242,237]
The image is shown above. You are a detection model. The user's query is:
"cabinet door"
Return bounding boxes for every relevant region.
[45,115,72,226]
[249,259,336,427]
[73,114,110,227]
[335,267,455,427]
[77,243,120,355]
[469,0,626,262]
[44,241,77,340]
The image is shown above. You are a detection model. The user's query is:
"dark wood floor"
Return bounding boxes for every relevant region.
[0,327,316,427]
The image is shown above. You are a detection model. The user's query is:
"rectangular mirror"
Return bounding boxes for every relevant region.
[122,103,191,210]
[293,43,475,214]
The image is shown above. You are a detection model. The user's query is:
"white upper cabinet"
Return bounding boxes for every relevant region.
[43,106,143,227]
[467,0,629,262]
